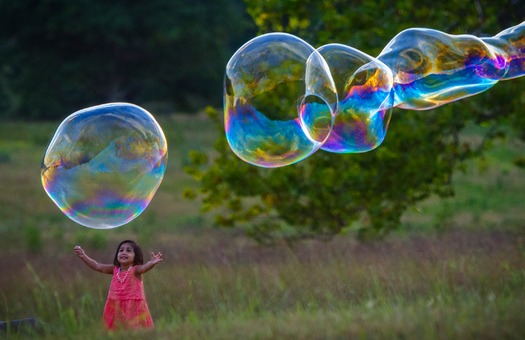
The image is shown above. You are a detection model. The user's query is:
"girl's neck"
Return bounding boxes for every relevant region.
[120,264,133,271]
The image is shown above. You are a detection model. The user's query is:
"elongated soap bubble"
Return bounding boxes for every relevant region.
[224,22,524,167]
[224,32,337,168]
[482,21,525,80]
[377,28,509,110]
[318,44,394,153]
[41,103,167,229]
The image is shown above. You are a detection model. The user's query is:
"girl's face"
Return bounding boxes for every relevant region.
[117,242,136,267]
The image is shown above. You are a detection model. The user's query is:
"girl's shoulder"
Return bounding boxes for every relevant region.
[132,265,144,280]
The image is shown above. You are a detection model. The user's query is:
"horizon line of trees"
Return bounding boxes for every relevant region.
[0,0,256,120]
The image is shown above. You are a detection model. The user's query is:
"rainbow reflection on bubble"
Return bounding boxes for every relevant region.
[318,44,394,153]
[224,32,337,168]
[224,21,525,168]
[41,103,168,229]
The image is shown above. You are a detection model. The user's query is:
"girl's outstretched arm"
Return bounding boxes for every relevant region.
[135,251,163,275]
[74,245,113,274]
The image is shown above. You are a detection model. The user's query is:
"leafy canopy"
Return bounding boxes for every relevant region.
[0,0,254,119]
[185,0,525,242]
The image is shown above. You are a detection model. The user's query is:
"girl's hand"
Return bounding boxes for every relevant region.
[74,245,85,258]
[135,251,163,274]
[150,251,163,265]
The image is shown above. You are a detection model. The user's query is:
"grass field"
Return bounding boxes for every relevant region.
[0,115,524,339]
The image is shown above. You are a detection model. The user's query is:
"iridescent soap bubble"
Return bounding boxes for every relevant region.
[318,44,394,153]
[224,32,337,168]
[377,28,509,110]
[224,22,524,168]
[41,103,168,229]
[482,21,525,80]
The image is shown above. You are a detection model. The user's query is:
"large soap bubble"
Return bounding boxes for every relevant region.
[41,103,168,229]
[481,22,525,80]
[225,21,524,167]
[377,28,509,110]
[224,32,337,168]
[318,44,394,153]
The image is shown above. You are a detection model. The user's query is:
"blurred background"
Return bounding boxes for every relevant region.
[0,0,255,119]
[0,0,524,338]
[1,0,523,121]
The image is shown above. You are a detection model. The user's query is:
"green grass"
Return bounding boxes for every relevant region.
[1,117,524,338]
[402,133,525,233]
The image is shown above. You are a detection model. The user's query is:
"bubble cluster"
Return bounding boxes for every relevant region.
[224,22,525,167]
[41,103,168,229]
[224,33,337,168]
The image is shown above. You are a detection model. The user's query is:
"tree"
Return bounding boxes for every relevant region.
[184,1,525,242]
[0,0,254,119]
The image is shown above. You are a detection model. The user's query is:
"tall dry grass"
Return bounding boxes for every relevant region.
[2,228,524,338]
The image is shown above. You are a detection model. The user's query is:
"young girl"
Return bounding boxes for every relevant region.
[74,240,163,330]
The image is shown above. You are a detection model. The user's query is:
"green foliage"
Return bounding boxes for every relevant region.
[245,0,525,52]
[185,105,470,242]
[184,1,525,242]
[25,223,43,253]
[0,0,255,119]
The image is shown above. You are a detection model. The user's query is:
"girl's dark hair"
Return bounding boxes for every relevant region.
[113,240,144,266]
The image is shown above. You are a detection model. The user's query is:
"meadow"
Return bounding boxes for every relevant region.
[0,115,524,339]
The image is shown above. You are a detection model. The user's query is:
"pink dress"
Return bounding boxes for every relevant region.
[103,266,154,330]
